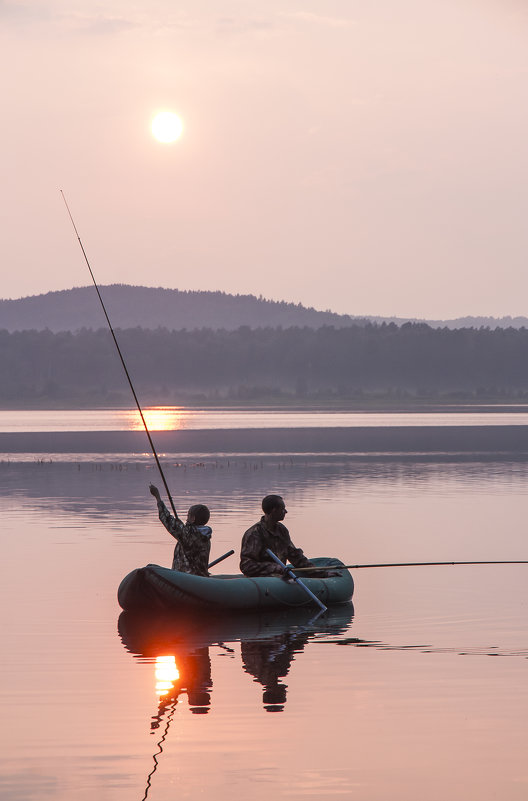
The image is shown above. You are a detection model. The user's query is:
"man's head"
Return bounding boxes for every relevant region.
[187,504,210,526]
[261,494,287,522]
[262,682,287,711]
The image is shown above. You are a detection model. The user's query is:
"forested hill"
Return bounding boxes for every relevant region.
[2,285,526,332]
[0,285,365,332]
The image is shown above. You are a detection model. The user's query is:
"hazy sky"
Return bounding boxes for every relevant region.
[2,0,528,318]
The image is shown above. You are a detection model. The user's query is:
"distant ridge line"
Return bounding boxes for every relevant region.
[0,285,525,332]
[0,285,364,332]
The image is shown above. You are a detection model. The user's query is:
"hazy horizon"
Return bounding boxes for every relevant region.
[3,1,528,319]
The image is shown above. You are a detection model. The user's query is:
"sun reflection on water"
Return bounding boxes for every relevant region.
[131,407,185,432]
[154,656,180,696]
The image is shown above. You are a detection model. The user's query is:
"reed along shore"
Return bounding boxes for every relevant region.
[2,426,528,454]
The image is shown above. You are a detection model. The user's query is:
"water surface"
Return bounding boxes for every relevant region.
[1,454,527,800]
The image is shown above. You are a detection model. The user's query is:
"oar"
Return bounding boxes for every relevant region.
[291,560,528,572]
[208,550,235,569]
[266,549,327,612]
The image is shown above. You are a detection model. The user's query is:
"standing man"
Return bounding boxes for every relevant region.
[240,494,317,577]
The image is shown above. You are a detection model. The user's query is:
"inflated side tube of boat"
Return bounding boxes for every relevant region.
[117,558,353,613]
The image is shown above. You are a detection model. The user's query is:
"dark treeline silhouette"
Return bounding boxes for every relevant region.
[2,322,528,403]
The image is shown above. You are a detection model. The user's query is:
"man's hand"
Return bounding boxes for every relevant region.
[149,484,161,500]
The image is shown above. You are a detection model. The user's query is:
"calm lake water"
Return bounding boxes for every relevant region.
[1,417,527,799]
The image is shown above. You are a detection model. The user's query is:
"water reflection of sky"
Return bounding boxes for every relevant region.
[1,457,528,801]
[3,407,528,431]
[4,456,528,523]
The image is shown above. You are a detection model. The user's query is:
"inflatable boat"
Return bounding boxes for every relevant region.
[117,557,353,613]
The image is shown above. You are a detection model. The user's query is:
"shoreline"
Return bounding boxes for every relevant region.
[2,426,528,454]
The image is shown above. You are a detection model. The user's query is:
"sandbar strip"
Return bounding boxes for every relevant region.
[1,426,528,454]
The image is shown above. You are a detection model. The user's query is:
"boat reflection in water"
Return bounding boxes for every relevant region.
[119,605,353,799]
[240,625,309,712]
[118,603,354,715]
[151,649,212,721]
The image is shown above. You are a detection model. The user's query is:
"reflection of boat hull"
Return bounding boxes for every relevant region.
[118,602,354,656]
[117,557,353,613]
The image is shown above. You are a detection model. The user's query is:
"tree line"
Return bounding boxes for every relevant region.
[1,322,528,403]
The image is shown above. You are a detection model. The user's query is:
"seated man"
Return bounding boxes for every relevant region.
[240,494,318,577]
[149,484,212,576]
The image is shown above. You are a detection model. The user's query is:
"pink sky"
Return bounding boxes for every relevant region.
[2,0,528,318]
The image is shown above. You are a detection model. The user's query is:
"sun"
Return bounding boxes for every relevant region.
[151,111,183,143]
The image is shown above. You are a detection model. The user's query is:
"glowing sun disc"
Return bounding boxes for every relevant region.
[152,112,183,143]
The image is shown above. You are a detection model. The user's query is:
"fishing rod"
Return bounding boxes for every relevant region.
[62,192,235,571]
[292,560,528,572]
[60,190,179,517]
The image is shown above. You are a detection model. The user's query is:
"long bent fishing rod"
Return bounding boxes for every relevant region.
[60,190,179,517]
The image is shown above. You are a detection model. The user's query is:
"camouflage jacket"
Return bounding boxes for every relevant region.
[239,517,313,577]
[156,499,212,577]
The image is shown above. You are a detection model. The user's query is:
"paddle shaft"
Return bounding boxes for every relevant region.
[61,191,178,519]
[292,560,528,572]
[266,549,327,611]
